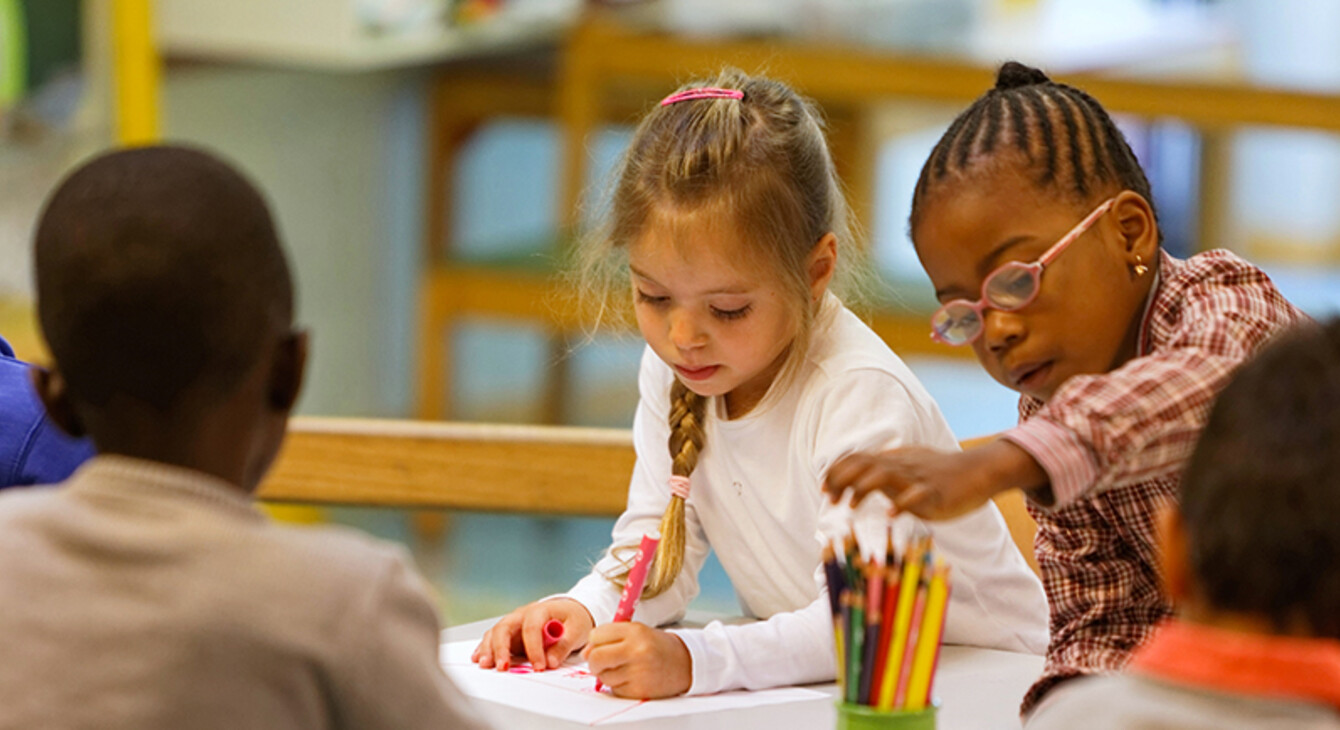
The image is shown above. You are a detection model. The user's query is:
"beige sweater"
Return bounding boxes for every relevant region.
[0,456,487,730]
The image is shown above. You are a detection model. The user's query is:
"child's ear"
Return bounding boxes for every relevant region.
[29,366,85,438]
[267,330,309,413]
[1111,190,1159,275]
[808,232,838,303]
[1156,503,1191,605]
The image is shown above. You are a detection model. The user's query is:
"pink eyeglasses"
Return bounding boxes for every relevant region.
[930,197,1116,346]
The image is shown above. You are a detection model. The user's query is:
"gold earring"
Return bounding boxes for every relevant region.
[1134,255,1148,277]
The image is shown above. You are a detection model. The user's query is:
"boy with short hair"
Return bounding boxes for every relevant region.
[0,146,487,730]
[1029,319,1340,729]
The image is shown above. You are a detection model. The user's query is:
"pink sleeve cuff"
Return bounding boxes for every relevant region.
[1002,418,1100,509]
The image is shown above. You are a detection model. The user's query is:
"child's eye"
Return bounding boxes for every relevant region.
[712,304,752,321]
[635,290,668,306]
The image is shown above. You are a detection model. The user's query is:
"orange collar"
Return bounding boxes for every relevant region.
[1132,620,1340,711]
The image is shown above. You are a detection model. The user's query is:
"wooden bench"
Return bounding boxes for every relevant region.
[260,416,1039,574]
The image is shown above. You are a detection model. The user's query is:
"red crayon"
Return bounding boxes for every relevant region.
[870,553,901,699]
[595,533,660,693]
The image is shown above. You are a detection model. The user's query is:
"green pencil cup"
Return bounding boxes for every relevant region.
[835,702,937,730]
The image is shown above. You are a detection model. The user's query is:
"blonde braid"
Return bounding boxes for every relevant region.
[604,379,707,598]
[641,379,707,598]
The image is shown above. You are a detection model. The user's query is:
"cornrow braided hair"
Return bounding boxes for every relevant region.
[910,61,1160,239]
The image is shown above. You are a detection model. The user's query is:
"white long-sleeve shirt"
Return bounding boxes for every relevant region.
[565,298,1048,695]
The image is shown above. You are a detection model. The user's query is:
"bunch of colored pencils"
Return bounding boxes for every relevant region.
[822,533,951,711]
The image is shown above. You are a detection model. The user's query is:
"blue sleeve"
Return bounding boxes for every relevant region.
[0,348,94,488]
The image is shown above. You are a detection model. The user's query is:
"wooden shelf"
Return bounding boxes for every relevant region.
[565,19,1340,133]
[156,11,1340,421]
[155,1,572,71]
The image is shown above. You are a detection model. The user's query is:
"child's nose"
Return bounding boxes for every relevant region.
[669,311,706,350]
[982,309,1026,352]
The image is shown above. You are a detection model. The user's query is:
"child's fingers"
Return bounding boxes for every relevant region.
[543,642,566,670]
[593,664,632,696]
[585,621,636,650]
[520,612,550,671]
[824,454,876,503]
[487,615,522,671]
[583,638,629,678]
[845,460,913,507]
[582,622,628,667]
[471,628,492,665]
[474,619,515,668]
[545,633,578,670]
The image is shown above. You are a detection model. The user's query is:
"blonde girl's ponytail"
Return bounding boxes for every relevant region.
[606,379,707,599]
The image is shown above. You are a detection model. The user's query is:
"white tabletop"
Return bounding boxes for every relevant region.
[443,616,1043,729]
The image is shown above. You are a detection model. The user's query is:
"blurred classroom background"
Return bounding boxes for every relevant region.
[3,0,1340,624]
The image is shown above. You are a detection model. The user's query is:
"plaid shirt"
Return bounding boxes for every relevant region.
[1002,250,1306,714]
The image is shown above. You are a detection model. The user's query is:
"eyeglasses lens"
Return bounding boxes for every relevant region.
[932,303,981,345]
[983,264,1039,310]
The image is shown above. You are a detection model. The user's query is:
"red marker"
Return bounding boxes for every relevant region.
[542,619,565,649]
[595,533,660,693]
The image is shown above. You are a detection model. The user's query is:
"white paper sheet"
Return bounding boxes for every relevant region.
[440,639,829,725]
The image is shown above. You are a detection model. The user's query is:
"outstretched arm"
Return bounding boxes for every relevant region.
[824,439,1047,520]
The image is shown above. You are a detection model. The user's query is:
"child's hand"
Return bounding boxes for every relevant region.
[472,598,594,672]
[583,622,692,699]
[823,440,1047,520]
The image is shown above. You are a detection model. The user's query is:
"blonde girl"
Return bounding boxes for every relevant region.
[473,69,1047,699]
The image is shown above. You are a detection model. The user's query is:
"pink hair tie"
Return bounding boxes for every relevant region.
[668,475,691,500]
[660,87,744,106]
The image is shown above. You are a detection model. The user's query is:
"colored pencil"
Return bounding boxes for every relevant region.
[845,555,866,704]
[877,536,925,709]
[894,549,932,708]
[840,535,859,697]
[823,542,846,688]
[857,561,884,705]
[905,562,950,710]
[840,585,854,691]
[924,574,953,707]
[869,550,900,699]
[821,529,950,711]
[842,534,859,585]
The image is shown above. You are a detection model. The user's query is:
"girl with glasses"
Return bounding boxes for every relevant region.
[472,69,1048,700]
[825,61,1306,716]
